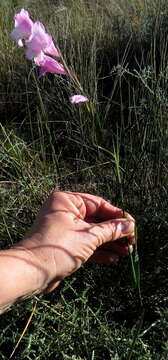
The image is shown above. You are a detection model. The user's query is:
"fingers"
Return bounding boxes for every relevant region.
[88,250,119,264]
[124,211,134,220]
[50,191,123,220]
[101,241,134,256]
[45,191,135,247]
[69,192,135,226]
[47,191,135,225]
[88,244,133,264]
[101,234,135,247]
[76,193,123,220]
[129,234,135,245]
[88,239,134,264]
[92,218,135,245]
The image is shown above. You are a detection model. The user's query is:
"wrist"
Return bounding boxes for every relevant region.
[0,245,49,313]
[14,244,51,290]
[19,234,58,284]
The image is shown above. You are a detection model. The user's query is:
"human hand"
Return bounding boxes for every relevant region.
[19,191,135,293]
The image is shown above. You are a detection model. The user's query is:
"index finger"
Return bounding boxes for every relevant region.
[74,192,129,221]
[74,193,123,222]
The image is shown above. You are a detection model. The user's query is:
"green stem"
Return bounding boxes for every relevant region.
[57,49,143,307]
[126,309,145,360]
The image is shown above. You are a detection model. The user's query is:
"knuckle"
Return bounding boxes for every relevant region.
[49,190,65,201]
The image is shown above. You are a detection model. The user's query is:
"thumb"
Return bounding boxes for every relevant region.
[92,218,135,246]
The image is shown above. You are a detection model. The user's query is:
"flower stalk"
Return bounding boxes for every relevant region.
[11,8,142,306]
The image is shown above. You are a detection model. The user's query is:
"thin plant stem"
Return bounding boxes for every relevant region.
[126,309,145,360]
[112,134,143,306]
[34,35,143,305]
[84,100,142,300]
[9,301,37,359]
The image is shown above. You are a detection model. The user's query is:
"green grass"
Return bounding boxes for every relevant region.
[0,0,168,359]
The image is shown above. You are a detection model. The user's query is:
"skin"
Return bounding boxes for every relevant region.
[0,191,135,313]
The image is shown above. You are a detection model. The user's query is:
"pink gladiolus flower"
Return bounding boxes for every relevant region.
[34,54,67,76]
[69,95,89,104]
[25,21,59,60]
[11,8,34,47]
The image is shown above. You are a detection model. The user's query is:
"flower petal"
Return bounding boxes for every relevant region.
[25,21,60,59]
[25,22,49,59]
[69,95,89,104]
[44,41,60,57]
[34,54,68,76]
[11,8,33,47]
[45,39,60,58]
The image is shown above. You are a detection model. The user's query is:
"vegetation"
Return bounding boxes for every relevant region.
[0,0,168,359]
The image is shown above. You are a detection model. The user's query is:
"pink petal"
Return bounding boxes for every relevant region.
[25,21,60,59]
[45,41,60,58]
[69,95,89,104]
[33,51,45,65]
[34,54,68,76]
[25,22,49,59]
[11,8,33,47]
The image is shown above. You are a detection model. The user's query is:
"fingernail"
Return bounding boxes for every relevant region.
[125,212,135,222]
[120,221,134,233]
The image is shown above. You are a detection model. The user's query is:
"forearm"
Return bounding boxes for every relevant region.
[0,246,48,314]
